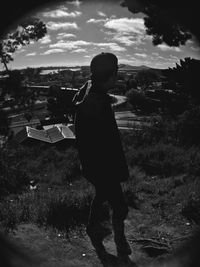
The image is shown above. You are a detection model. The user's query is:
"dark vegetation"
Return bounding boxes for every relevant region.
[1,56,200,238]
[1,103,200,234]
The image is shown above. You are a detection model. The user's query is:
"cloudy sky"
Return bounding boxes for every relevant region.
[5,0,200,70]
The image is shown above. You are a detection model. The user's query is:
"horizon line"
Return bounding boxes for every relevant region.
[0,63,167,72]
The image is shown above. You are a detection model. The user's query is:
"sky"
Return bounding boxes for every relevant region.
[4,0,200,70]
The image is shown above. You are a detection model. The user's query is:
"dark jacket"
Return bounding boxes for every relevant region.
[73,81,129,185]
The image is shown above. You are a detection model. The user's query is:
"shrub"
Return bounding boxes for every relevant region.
[0,145,30,198]
[0,179,96,233]
[122,134,200,177]
[181,179,200,225]
[0,200,20,233]
[177,106,200,146]
[0,140,82,197]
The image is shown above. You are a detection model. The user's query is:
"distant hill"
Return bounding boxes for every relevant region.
[0,64,166,76]
[118,64,150,71]
[118,64,163,71]
[118,64,164,79]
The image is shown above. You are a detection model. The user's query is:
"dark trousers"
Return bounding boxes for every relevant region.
[88,182,128,229]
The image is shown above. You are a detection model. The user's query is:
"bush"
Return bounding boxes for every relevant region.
[0,140,82,198]
[126,143,188,176]
[0,145,30,198]
[0,177,111,233]
[0,200,20,233]
[177,106,200,146]
[121,129,200,177]
[181,179,200,225]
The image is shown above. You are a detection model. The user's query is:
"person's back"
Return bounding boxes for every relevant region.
[73,52,131,260]
[74,84,129,186]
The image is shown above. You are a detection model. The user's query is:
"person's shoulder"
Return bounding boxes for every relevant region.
[78,92,109,117]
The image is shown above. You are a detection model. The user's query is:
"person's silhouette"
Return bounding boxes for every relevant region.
[73,52,131,258]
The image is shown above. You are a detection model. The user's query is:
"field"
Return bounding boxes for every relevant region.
[1,65,200,266]
[1,117,200,266]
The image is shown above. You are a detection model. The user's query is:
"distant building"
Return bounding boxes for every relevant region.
[15,124,75,144]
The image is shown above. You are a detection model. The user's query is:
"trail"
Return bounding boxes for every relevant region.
[10,212,144,267]
[9,202,190,267]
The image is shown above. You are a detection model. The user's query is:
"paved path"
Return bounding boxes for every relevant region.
[115,111,151,130]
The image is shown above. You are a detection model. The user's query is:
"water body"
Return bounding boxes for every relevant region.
[40,68,81,75]
[40,69,67,75]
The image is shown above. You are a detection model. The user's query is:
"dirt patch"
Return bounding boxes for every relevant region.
[9,202,193,267]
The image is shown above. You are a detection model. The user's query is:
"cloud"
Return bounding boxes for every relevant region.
[15,48,26,54]
[57,33,76,39]
[98,11,106,17]
[110,33,144,46]
[47,22,79,31]
[87,18,107,24]
[50,39,126,52]
[135,53,147,58]
[41,49,65,55]
[190,46,200,52]
[26,52,36,56]
[39,35,51,44]
[67,0,82,8]
[157,44,181,52]
[95,42,126,52]
[42,9,82,18]
[87,17,146,47]
[104,18,145,34]
[71,48,87,53]
[169,55,179,61]
[112,35,134,46]
[98,17,148,47]
[118,58,144,66]
[50,40,90,50]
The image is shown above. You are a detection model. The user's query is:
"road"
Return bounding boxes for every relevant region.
[115,111,151,130]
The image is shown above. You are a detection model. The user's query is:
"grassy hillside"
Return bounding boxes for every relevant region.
[1,117,200,234]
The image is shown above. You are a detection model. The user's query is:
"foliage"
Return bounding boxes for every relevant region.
[121,0,197,46]
[47,86,76,121]
[0,144,30,198]
[134,69,160,91]
[0,17,46,71]
[0,180,94,233]
[126,76,137,91]
[3,70,26,100]
[0,141,82,197]
[2,119,200,232]
[126,88,160,113]
[182,191,200,225]
[121,114,200,177]
[163,57,200,104]
[0,110,9,136]
[177,106,200,146]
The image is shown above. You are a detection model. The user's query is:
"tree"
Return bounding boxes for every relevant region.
[47,86,76,122]
[0,110,9,136]
[126,88,160,113]
[163,57,200,104]
[4,70,24,98]
[0,17,46,71]
[135,69,160,91]
[121,0,200,46]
